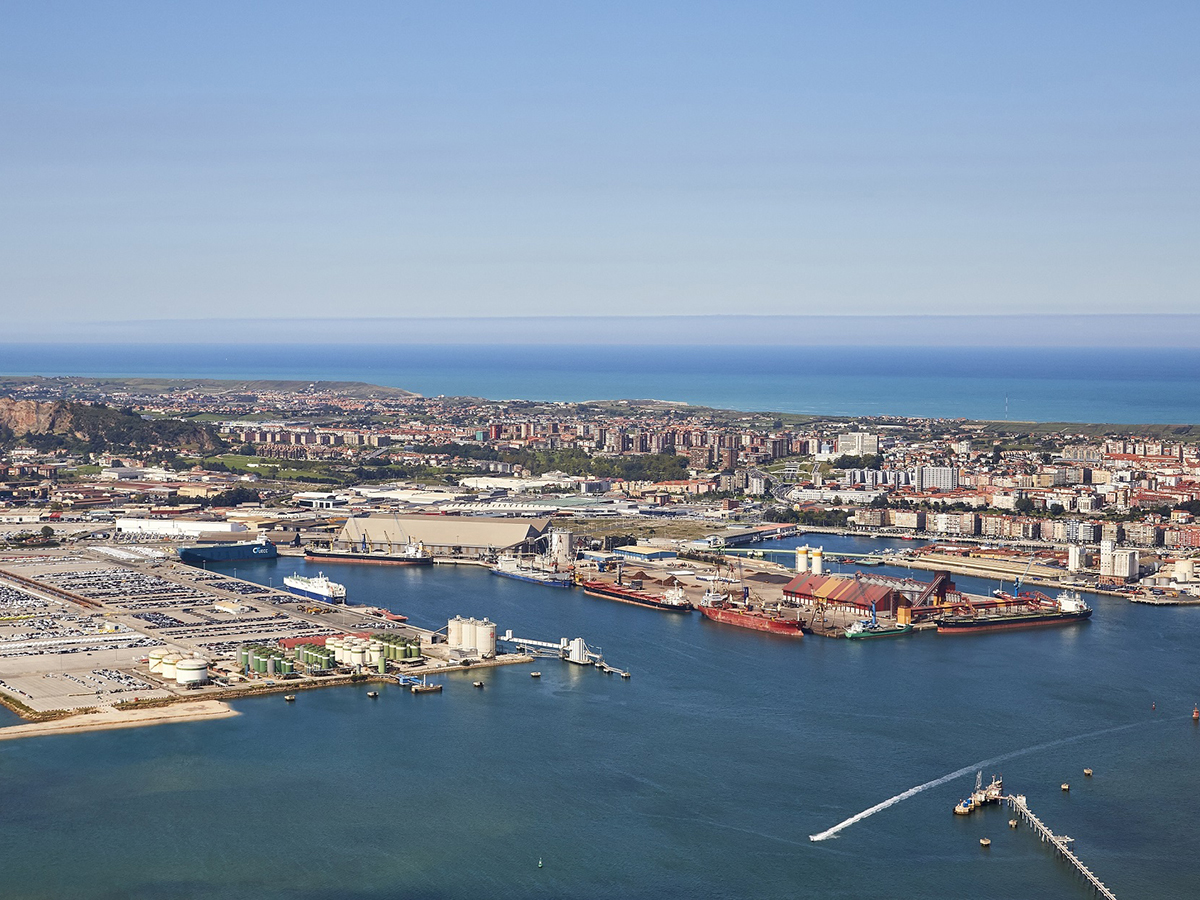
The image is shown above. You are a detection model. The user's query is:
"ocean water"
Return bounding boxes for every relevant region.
[2,548,1197,899]
[3,342,1200,422]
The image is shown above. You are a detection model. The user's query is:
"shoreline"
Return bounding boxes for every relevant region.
[0,699,238,741]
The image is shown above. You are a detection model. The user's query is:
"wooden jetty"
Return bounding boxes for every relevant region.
[1005,794,1117,900]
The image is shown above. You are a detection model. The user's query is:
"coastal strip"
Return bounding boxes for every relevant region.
[0,699,238,742]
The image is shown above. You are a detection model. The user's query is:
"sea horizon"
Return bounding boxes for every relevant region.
[2,341,1199,425]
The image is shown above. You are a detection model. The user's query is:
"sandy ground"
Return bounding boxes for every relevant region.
[0,699,238,741]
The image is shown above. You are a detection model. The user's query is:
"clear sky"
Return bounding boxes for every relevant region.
[1,2,1197,332]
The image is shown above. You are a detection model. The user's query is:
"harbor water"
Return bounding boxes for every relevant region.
[2,547,1198,899]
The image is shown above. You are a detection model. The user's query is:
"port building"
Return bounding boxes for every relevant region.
[783,573,902,615]
[335,515,551,559]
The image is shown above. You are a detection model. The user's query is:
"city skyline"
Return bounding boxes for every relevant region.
[3,2,1198,329]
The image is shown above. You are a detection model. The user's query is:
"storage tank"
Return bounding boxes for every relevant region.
[447,616,463,650]
[175,658,208,685]
[1175,559,1195,583]
[148,649,166,673]
[811,547,824,576]
[795,546,809,573]
[475,619,496,658]
[160,654,180,681]
[350,648,366,668]
[266,656,277,676]
[461,618,478,653]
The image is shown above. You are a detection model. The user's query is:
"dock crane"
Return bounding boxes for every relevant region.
[997,554,1038,599]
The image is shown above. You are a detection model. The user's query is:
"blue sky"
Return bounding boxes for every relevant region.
[1,2,1197,333]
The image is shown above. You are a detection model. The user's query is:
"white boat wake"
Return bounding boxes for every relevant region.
[808,721,1141,842]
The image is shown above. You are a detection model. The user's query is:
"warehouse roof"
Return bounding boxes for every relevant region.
[338,515,551,550]
[782,573,895,608]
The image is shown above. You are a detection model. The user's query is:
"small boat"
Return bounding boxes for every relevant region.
[411,677,442,694]
[1009,819,1018,829]
[473,681,485,688]
[530,671,541,678]
[1083,768,1093,776]
[1193,705,1199,721]
[1061,783,1070,791]
[367,691,379,698]
[979,838,991,848]
[284,695,296,702]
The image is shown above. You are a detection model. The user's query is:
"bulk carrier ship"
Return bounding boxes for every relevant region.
[578,580,694,612]
[305,539,433,566]
[696,589,804,637]
[936,591,1091,634]
[490,554,573,588]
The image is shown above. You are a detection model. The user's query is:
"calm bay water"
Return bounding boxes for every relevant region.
[2,546,1197,899]
[4,342,1200,422]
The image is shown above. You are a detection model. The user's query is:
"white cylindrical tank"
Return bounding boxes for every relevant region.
[1176,559,1195,582]
[350,648,366,667]
[447,616,463,650]
[475,619,496,658]
[160,654,180,682]
[812,547,824,576]
[148,649,166,673]
[795,546,809,573]
[462,618,478,652]
[175,658,209,685]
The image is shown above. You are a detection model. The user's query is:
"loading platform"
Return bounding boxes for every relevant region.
[1005,793,1117,900]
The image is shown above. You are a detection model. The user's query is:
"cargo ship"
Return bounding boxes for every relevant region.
[490,554,573,588]
[937,591,1091,634]
[305,540,433,566]
[579,580,693,612]
[283,572,347,603]
[178,538,277,565]
[697,589,804,637]
[845,619,913,639]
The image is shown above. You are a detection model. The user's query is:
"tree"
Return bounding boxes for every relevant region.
[40,525,54,538]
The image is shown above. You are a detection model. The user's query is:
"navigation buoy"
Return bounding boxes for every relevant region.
[538,857,543,869]
[1193,705,1199,722]
[1152,701,1156,710]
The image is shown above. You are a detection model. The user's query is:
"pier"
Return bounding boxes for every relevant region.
[1005,793,1117,900]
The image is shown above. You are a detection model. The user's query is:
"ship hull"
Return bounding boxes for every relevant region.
[698,605,804,636]
[178,541,277,564]
[490,568,573,588]
[846,625,913,639]
[304,549,433,566]
[284,584,342,603]
[580,582,693,612]
[936,609,1092,634]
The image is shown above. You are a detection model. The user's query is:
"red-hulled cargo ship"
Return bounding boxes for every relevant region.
[579,580,693,613]
[697,591,804,637]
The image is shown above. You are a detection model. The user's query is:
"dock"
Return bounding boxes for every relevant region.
[1005,793,1117,900]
